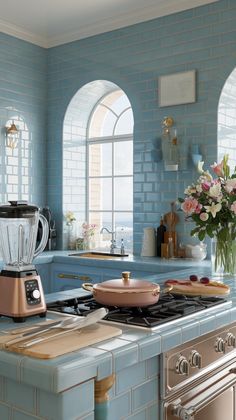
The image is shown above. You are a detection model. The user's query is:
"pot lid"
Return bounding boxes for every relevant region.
[94,272,160,292]
[0,201,39,218]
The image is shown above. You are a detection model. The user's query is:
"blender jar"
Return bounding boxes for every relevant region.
[0,201,49,270]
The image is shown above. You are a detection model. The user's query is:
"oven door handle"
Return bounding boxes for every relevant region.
[170,369,236,420]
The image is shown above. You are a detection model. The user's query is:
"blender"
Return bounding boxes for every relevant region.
[0,201,49,322]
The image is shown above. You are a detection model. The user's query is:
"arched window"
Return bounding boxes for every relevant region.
[87,90,133,251]
[63,82,133,252]
[218,68,236,170]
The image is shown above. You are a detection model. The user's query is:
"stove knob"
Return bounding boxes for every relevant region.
[31,289,40,300]
[225,333,236,348]
[215,337,226,353]
[175,356,189,375]
[189,350,202,369]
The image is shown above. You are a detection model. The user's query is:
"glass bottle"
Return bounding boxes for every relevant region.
[156,217,166,257]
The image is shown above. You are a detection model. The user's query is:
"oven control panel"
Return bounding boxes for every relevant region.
[25,279,41,305]
[162,322,236,395]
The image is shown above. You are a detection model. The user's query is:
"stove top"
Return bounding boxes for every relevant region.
[46,293,230,330]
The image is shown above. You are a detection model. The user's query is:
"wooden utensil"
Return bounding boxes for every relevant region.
[163,202,179,231]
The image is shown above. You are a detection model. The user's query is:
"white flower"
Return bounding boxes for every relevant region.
[196,183,203,193]
[198,161,204,173]
[225,178,236,193]
[184,185,196,195]
[208,183,222,199]
[204,202,222,218]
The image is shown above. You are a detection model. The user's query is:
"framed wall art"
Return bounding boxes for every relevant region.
[158,70,196,107]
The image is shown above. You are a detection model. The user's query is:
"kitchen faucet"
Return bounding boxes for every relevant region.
[100,227,116,254]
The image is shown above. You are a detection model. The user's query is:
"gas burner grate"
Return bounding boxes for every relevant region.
[46,292,228,328]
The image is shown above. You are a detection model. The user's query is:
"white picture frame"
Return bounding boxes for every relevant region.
[159,70,196,107]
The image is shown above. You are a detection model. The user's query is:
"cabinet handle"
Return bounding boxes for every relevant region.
[57,273,92,281]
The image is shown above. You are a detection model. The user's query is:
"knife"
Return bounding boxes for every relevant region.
[10,320,64,337]
[16,308,108,349]
[5,308,108,349]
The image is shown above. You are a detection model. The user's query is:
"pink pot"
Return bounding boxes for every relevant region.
[82,271,172,307]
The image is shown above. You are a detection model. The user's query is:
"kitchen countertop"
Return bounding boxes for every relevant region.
[34,249,211,275]
[0,253,235,396]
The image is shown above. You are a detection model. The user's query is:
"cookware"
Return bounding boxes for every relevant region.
[82,272,172,307]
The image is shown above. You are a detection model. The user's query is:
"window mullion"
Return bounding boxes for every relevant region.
[112,139,115,233]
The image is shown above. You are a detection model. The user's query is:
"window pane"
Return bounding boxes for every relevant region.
[114,177,133,211]
[89,178,112,211]
[114,141,133,175]
[115,212,133,252]
[89,212,112,249]
[101,109,116,136]
[102,91,131,115]
[115,109,133,135]
[89,143,112,176]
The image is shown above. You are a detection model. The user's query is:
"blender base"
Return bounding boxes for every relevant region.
[0,269,47,322]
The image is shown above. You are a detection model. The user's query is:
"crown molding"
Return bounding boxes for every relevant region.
[0,19,47,48]
[0,0,218,49]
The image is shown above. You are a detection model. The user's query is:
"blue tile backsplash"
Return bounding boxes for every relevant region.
[0,0,236,253]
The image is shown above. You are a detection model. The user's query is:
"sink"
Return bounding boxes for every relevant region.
[69,251,129,259]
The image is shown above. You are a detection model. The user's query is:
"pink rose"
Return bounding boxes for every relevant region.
[202,182,210,191]
[195,203,203,214]
[181,197,199,215]
[199,212,209,221]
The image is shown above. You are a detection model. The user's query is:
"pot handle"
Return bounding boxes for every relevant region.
[82,283,94,292]
[161,284,173,294]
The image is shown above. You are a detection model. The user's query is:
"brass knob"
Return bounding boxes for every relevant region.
[122,271,131,282]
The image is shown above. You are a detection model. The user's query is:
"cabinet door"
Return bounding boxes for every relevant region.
[35,263,51,294]
[51,263,103,292]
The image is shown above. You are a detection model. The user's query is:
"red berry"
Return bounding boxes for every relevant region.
[200,277,210,284]
[189,274,198,282]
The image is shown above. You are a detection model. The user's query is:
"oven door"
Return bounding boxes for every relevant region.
[164,364,236,420]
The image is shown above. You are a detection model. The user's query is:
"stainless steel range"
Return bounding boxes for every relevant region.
[46,291,235,419]
[161,323,236,420]
[46,292,230,330]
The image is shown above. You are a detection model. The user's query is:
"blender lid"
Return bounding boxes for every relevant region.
[0,201,39,218]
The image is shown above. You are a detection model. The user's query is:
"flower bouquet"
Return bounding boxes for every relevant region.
[179,155,236,275]
[82,222,97,249]
[65,211,76,226]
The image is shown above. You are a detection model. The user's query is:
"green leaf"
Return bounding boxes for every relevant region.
[198,230,206,241]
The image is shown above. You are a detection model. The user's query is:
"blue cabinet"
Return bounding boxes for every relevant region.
[35,263,51,294]
[51,263,104,292]
[50,262,157,293]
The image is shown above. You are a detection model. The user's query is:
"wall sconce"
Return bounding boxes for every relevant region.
[6,123,19,149]
[161,116,179,171]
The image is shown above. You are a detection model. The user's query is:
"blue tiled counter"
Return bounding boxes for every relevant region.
[0,254,235,419]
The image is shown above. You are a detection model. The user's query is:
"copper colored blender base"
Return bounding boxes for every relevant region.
[0,270,47,322]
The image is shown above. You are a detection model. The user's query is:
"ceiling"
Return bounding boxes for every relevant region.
[0,0,218,48]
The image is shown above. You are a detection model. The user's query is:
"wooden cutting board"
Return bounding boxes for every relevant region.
[0,324,122,359]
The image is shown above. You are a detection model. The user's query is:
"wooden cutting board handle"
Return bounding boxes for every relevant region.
[163,202,179,231]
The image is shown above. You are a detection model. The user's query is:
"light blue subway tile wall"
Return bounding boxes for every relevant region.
[45,0,236,253]
[0,33,47,207]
